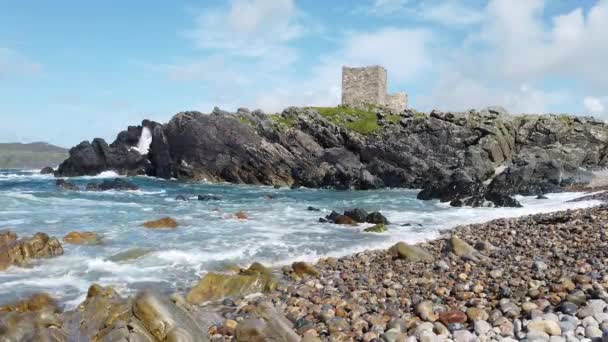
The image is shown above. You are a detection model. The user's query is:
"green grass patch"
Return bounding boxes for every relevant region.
[269,115,297,129]
[237,117,255,127]
[387,114,401,124]
[310,105,381,135]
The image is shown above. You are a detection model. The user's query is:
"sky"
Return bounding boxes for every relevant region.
[1,0,607,147]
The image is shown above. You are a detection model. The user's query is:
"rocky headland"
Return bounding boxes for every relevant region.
[54,106,608,207]
[2,202,608,341]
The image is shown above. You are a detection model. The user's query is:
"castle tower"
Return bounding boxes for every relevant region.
[341,65,407,112]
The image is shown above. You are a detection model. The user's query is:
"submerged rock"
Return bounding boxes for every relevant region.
[363,224,387,233]
[198,194,222,201]
[142,217,178,229]
[86,178,139,191]
[63,231,102,245]
[107,247,154,262]
[56,179,79,191]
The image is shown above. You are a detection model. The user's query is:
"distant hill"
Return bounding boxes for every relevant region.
[0,142,68,169]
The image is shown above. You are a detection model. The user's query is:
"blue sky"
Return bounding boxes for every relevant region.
[1,0,607,147]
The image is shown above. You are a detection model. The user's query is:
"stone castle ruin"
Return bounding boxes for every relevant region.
[341,65,407,113]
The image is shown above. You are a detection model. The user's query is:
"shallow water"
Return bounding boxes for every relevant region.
[0,169,601,308]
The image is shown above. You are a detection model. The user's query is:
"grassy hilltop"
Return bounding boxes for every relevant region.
[0,142,68,169]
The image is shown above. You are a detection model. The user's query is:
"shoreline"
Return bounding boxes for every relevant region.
[2,197,608,340]
[208,202,608,341]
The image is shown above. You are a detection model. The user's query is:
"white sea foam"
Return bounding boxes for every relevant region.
[133,126,152,155]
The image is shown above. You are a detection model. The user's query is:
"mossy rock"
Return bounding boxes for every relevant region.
[388,242,433,262]
[364,224,387,233]
[450,235,475,257]
[240,262,272,277]
[186,272,276,304]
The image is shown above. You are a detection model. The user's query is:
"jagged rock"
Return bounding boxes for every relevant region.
[63,231,102,245]
[0,232,64,271]
[56,108,608,196]
[85,178,139,191]
[55,179,79,191]
[142,217,178,229]
[388,242,433,262]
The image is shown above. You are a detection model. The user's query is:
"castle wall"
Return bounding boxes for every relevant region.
[341,66,387,109]
[386,92,408,112]
[341,65,407,112]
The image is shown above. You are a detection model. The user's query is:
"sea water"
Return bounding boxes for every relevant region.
[0,168,601,308]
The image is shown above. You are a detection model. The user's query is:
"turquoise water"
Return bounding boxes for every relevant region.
[0,169,600,308]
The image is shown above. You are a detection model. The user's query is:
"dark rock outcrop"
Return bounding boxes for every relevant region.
[40,166,54,174]
[56,107,608,199]
[85,178,139,191]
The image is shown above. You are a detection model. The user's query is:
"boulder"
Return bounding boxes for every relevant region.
[40,166,54,175]
[132,290,207,342]
[388,242,433,262]
[142,217,178,229]
[450,235,477,260]
[292,261,320,277]
[366,211,389,224]
[235,302,300,342]
[187,272,276,304]
[86,178,139,191]
[344,208,368,223]
[334,215,356,225]
[63,231,102,245]
[0,232,64,271]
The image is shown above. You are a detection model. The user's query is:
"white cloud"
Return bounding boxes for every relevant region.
[0,48,41,79]
[422,0,608,114]
[185,0,309,58]
[584,97,605,114]
[360,0,483,26]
